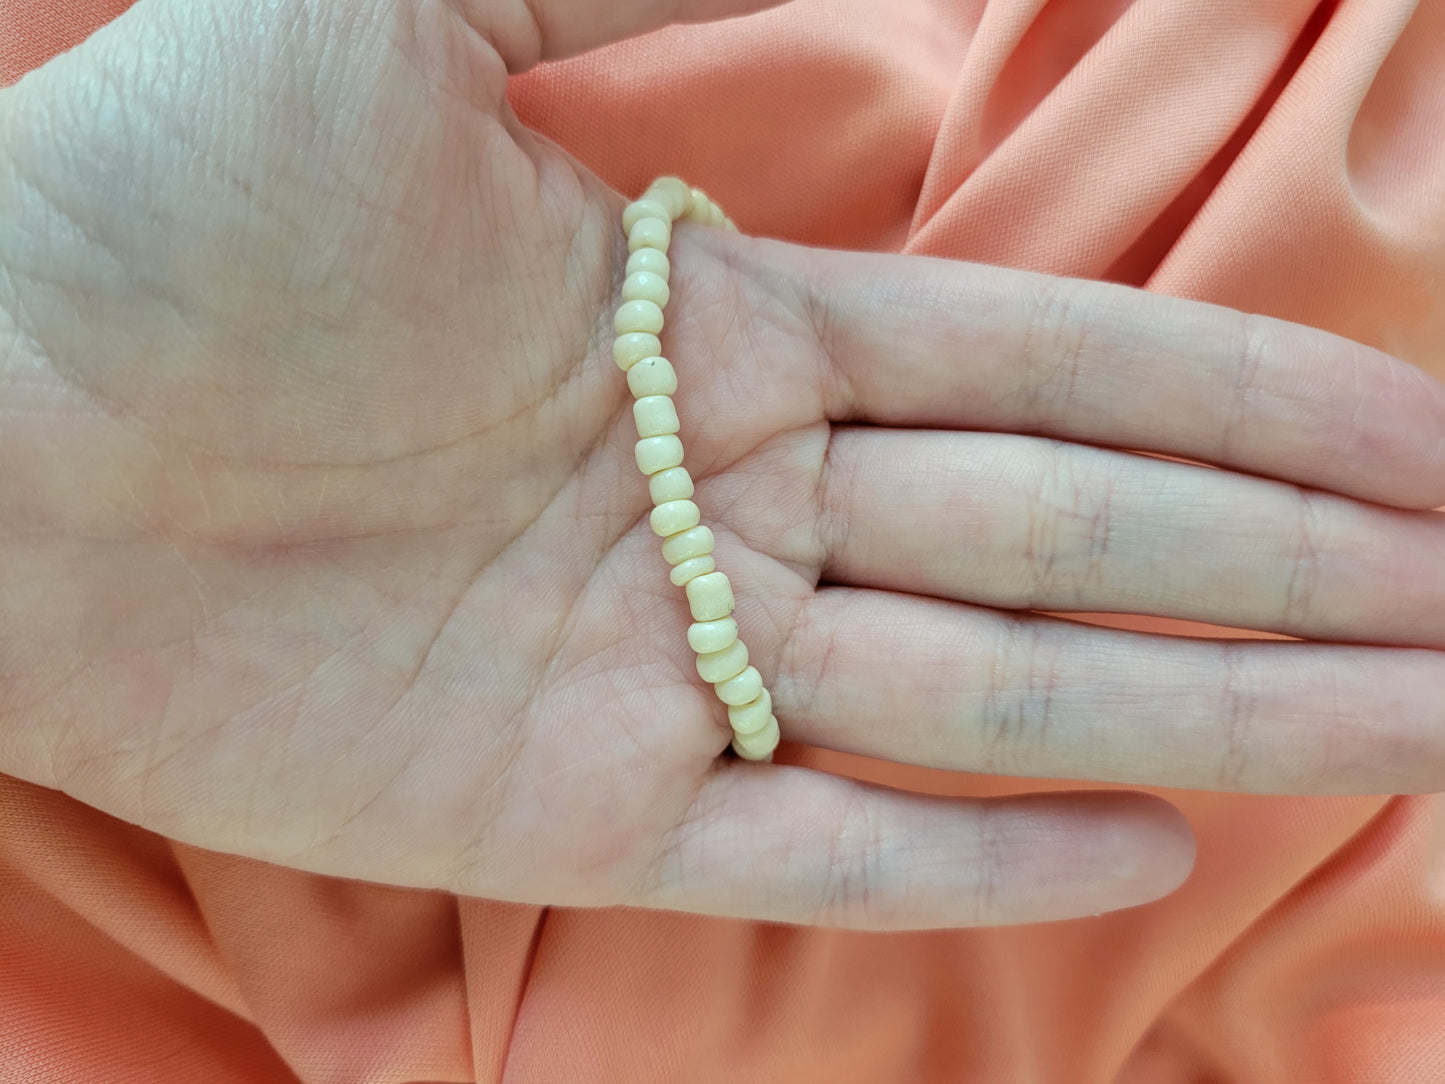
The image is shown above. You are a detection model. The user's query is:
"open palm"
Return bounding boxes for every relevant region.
[4,0,1445,929]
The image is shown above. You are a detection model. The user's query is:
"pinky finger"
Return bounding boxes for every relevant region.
[642,766,1196,930]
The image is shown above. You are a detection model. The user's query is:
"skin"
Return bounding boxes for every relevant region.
[2,0,1445,930]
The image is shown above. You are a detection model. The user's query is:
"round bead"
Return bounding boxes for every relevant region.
[727,688,773,736]
[732,714,779,761]
[628,218,671,252]
[687,616,738,654]
[696,638,749,684]
[626,247,670,281]
[647,177,693,219]
[687,187,714,223]
[622,271,670,309]
[686,571,734,622]
[635,435,684,475]
[715,665,763,707]
[613,332,662,371]
[648,465,693,504]
[633,394,680,438]
[615,299,664,336]
[615,183,771,762]
[669,555,717,587]
[660,525,714,565]
[627,356,678,398]
[650,499,700,538]
[623,198,671,233]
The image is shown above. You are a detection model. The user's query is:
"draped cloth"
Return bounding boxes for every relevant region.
[4,0,1445,1079]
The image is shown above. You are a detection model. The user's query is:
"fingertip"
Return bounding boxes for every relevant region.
[1000,790,1196,917]
[1090,791,1197,905]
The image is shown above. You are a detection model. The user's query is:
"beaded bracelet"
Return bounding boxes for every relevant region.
[612,177,780,762]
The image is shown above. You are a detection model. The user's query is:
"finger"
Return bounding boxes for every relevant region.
[818,428,1445,646]
[785,246,1445,508]
[641,765,1194,929]
[451,0,788,68]
[773,590,1445,795]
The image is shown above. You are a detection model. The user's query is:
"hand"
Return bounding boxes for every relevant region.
[3,0,1444,930]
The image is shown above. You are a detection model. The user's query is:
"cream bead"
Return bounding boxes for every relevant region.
[623,198,671,233]
[633,395,679,438]
[687,187,714,223]
[647,465,693,504]
[635,435,684,475]
[650,499,700,538]
[615,180,780,762]
[613,332,662,370]
[669,555,716,587]
[628,217,671,252]
[627,356,678,398]
[686,571,734,622]
[696,637,748,684]
[626,247,670,281]
[732,714,779,760]
[647,177,693,219]
[622,271,670,308]
[715,665,763,707]
[687,616,738,654]
[615,299,664,336]
[660,525,714,564]
[727,687,773,735]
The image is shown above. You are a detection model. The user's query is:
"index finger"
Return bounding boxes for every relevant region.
[781,245,1445,509]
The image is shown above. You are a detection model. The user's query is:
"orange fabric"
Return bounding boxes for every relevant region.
[5,0,1445,1080]
[0,0,136,88]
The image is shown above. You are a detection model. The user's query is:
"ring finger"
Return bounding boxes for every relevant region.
[773,589,1445,794]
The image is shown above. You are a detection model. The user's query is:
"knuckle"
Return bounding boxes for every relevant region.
[816,789,884,925]
[775,589,852,730]
[979,620,1060,776]
[1020,448,1067,600]
[970,802,1006,926]
[1316,336,1405,468]
[1215,643,1257,790]
[801,271,857,420]
[1020,447,1114,605]
[1223,312,1273,457]
[1072,452,1117,560]
[1019,279,1094,420]
[1281,490,1327,628]
[813,427,854,578]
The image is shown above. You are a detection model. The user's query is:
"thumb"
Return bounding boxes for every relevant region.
[454,0,790,70]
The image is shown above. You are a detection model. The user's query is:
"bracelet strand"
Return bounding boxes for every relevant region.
[612,178,781,762]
